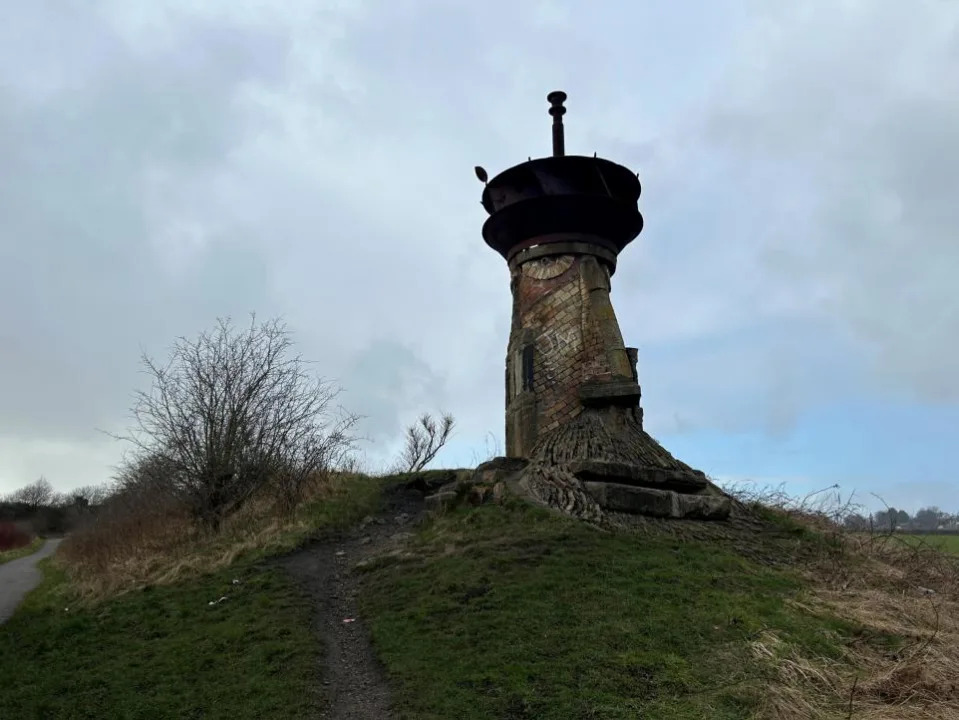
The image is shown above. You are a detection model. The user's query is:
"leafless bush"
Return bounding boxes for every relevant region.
[719,480,959,595]
[7,476,54,511]
[70,483,114,508]
[0,521,33,551]
[113,452,181,499]
[59,462,362,599]
[112,315,358,531]
[269,407,360,518]
[394,412,455,473]
[720,479,864,528]
[59,475,189,585]
[336,453,366,476]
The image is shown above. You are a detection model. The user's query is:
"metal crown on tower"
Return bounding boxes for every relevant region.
[477,91,644,275]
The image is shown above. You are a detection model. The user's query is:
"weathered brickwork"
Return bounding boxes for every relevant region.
[504,252,636,456]
[479,93,731,520]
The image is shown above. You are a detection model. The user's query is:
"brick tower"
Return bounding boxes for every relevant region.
[475,92,729,520]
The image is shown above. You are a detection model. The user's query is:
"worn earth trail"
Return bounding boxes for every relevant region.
[0,538,62,624]
[281,484,427,720]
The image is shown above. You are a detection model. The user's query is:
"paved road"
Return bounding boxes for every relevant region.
[0,538,62,624]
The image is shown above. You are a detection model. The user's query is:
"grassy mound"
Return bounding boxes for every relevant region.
[357,500,959,719]
[3,471,957,719]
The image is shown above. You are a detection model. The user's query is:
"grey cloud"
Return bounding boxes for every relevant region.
[696,1,959,402]
[0,6,286,447]
[337,339,449,466]
[583,0,959,441]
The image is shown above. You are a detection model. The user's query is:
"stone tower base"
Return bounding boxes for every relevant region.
[470,407,731,521]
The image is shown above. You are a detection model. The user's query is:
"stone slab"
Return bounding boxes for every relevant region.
[570,460,708,493]
[578,379,642,407]
[583,481,731,520]
[677,493,731,521]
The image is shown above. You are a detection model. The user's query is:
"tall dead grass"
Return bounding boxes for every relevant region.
[57,471,356,601]
[726,482,959,719]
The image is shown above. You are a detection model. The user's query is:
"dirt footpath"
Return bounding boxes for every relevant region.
[280,485,426,720]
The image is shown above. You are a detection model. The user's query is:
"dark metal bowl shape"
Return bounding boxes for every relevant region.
[481,155,643,261]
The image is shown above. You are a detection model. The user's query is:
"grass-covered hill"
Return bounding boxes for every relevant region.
[2,470,957,720]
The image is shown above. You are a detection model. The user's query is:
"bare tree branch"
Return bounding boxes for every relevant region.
[8,476,54,511]
[397,412,455,473]
[110,315,359,530]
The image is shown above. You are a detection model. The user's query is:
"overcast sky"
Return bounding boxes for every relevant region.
[1,0,957,513]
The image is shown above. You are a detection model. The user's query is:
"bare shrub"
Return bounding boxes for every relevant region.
[57,465,357,599]
[0,521,32,551]
[336,453,367,476]
[113,452,181,500]
[48,492,70,508]
[69,483,113,509]
[269,408,360,518]
[394,412,455,473]
[59,477,192,594]
[719,479,866,530]
[8,476,54,511]
[112,315,358,531]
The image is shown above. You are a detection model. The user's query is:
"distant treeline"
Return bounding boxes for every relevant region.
[1,501,72,536]
[843,506,959,533]
[0,478,110,537]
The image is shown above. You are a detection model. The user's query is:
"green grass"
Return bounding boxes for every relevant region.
[232,471,392,564]
[0,535,43,565]
[359,502,873,720]
[0,559,318,720]
[0,472,393,720]
[0,474,905,719]
[300,472,390,537]
[897,533,959,554]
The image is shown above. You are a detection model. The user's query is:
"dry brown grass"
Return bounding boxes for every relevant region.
[742,502,959,719]
[57,471,361,601]
[755,588,959,719]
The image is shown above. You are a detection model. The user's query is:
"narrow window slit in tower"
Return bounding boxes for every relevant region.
[522,345,535,392]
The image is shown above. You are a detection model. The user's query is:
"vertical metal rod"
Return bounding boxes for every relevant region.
[547,91,567,157]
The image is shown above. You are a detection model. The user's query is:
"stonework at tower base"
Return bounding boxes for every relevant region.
[438,462,731,525]
[527,407,730,520]
[472,90,733,523]
[464,406,732,523]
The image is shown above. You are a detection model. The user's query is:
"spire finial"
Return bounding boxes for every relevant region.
[547,91,567,157]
